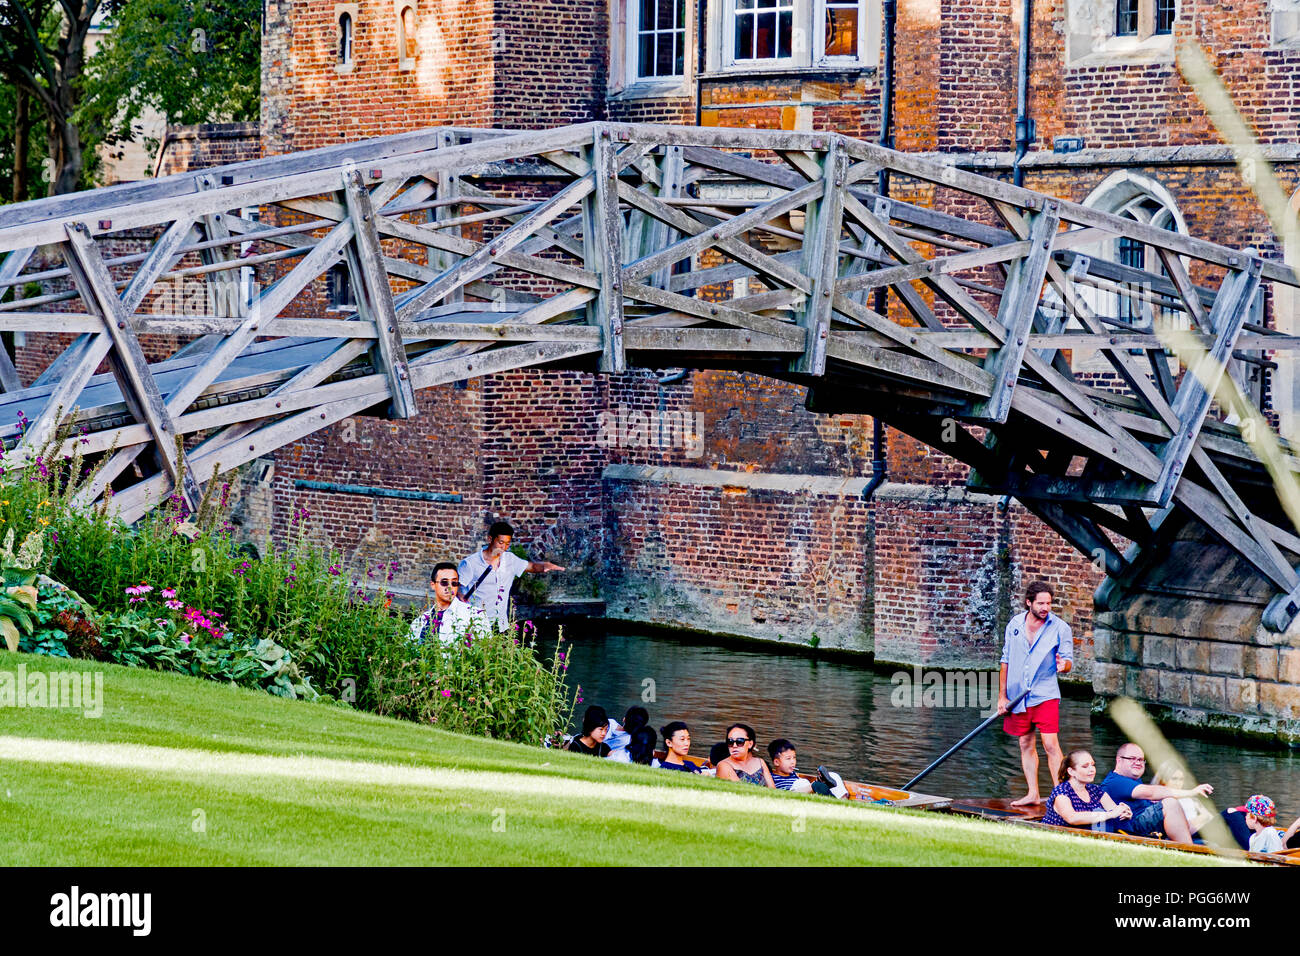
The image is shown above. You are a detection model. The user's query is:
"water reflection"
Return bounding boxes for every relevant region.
[543,628,1300,811]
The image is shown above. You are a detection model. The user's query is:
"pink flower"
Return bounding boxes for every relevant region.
[180,634,191,646]
[125,584,153,597]
[161,588,177,599]
[440,689,451,698]
[165,600,183,610]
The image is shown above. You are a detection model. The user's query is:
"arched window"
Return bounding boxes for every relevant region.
[338,12,354,66]
[398,5,417,65]
[1069,172,1189,374]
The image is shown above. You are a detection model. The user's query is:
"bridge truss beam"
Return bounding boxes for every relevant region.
[2,123,1300,625]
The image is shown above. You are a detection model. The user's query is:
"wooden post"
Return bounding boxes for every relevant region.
[793,142,847,376]
[585,128,626,373]
[341,167,418,420]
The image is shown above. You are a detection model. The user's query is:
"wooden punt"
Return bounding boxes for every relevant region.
[653,751,952,810]
[943,797,1300,865]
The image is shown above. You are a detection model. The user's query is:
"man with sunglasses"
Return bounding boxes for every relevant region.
[409,562,482,645]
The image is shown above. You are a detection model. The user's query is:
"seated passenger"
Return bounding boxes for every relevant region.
[604,706,649,762]
[566,705,612,757]
[767,739,814,793]
[709,740,730,768]
[1242,794,1300,854]
[1100,744,1212,842]
[627,726,658,766]
[659,722,701,773]
[714,723,775,788]
[1042,749,1133,831]
[1152,761,1213,834]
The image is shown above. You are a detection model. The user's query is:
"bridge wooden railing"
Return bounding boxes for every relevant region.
[2,123,1300,625]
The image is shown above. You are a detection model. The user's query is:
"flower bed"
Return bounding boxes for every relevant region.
[1,428,575,741]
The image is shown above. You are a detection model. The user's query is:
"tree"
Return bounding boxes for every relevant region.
[0,0,100,195]
[79,0,260,159]
[0,0,259,198]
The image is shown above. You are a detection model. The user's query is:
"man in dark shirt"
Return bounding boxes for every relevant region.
[1100,744,1213,843]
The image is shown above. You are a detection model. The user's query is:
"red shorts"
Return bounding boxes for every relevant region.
[1003,698,1059,736]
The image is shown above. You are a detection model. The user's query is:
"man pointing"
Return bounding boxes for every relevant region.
[458,521,564,631]
[997,580,1073,807]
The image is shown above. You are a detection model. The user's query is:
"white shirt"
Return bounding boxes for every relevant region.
[408,598,481,646]
[1250,826,1285,854]
[458,549,530,631]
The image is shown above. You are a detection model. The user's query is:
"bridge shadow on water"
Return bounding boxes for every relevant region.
[539,627,1300,811]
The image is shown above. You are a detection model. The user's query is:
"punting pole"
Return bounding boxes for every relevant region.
[902,689,1031,791]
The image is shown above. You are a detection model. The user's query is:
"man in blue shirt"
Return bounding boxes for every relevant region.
[996,580,1072,807]
[1100,744,1214,843]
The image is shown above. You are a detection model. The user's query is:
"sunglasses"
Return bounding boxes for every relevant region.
[435,579,459,588]
[726,737,750,747]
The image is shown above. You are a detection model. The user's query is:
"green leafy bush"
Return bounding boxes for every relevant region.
[370,622,575,744]
[0,427,575,738]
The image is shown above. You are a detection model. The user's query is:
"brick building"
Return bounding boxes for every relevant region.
[239,1,1300,697]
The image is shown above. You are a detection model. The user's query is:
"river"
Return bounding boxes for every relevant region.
[541,626,1300,812]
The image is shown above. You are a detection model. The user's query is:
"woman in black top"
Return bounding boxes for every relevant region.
[567,705,611,757]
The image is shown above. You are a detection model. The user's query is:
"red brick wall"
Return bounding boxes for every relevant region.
[241,0,1299,671]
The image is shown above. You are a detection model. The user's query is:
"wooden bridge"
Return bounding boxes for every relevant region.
[3,123,1300,629]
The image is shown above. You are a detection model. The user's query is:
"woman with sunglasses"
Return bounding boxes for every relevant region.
[714,723,774,788]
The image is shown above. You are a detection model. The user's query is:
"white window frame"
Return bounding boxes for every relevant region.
[725,0,798,66]
[817,0,871,65]
[1065,0,1175,67]
[710,0,878,73]
[626,0,690,84]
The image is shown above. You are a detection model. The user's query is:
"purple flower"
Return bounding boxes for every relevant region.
[328,564,341,576]
[161,588,177,599]
[165,599,183,610]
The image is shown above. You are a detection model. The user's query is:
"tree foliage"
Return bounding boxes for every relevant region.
[0,0,259,197]
[79,0,260,154]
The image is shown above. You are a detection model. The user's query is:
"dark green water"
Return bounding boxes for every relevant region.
[542,627,1300,813]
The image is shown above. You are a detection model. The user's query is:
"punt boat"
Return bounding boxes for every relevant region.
[944,797,1300,866]
[652,751,952,809]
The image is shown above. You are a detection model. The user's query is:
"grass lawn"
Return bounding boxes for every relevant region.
[0,652,1235,866]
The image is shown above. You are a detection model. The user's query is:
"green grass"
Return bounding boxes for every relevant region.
[0,652,1235,866]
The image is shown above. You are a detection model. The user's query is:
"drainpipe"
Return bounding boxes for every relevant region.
[864,0,897,503]
[1013,0,1034,188]
[694,0,707,127]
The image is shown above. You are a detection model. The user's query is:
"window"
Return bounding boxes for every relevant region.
[733,0,794,61]
[327,265,355,311]
[1117,235,1145,323]
[1272,0,1300,45]
[1116,0,1138,36]
[713,0,879,71]
[1073,172,1188,373]
[635,0,687,79]
[338,12,354,65]
[397,4,417,68]
[823,0,861,57]
[1155,0,1175,33]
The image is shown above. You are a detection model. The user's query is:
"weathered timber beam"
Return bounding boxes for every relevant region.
[970,201,1060,422]
[342,168,418,418]
[1152,260,1262,506]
